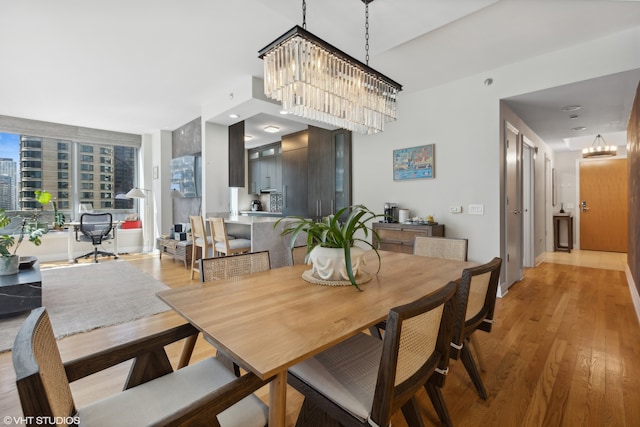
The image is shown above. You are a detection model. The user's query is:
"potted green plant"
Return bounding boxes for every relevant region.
[0,209,44,276]
[35,190,65,230]
[276,205,384,290]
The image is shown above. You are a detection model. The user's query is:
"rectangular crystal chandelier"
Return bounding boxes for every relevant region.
[259,25,402,135]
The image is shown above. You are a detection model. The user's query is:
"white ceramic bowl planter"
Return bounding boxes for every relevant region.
[308,246,365,281]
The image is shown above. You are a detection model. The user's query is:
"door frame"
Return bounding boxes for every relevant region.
[522,138,535,267]
[502,120,524,293]
[575,155,628,250]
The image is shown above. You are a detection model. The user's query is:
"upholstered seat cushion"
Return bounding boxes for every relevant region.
[288,332,382,423]
[195,236,214,246]
[215,238,251,251]
[77,357,268,427]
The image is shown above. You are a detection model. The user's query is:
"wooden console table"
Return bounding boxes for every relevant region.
[553,214,573,253]
[372,222,445,254]
[156,238,195,269]
[0,261,42,318]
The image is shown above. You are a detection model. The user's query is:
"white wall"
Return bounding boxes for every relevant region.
[352,26,640,264]
[201,121,230,216]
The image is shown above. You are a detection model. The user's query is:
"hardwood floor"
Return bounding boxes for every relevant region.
[1,252,639,426]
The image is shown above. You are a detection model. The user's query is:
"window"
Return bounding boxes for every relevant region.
[0,122,139,219]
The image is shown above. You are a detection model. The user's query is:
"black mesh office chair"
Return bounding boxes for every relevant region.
[74,213,117,263]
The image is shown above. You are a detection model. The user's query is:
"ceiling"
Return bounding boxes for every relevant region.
[1,1,640,151]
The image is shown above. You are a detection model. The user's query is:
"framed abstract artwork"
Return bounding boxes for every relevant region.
[393,144,435,181]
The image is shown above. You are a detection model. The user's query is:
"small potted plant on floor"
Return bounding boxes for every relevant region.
[0,209,44,276]
[276,205,384,290]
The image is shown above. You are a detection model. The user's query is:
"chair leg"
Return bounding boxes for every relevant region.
[401,396,427,427]
[468,333,486,372]
[190,244,197,279]
[460,340,488,399]
[368,326,382,339]
[425,381,453,427]
[295,398,342,427]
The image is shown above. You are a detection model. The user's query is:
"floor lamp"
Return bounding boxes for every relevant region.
[125,187,153,253]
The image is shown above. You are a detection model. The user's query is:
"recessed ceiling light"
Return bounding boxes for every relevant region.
[264,126,280,133]
[571,126,587,131]
[244,135,253,141]
[562,105,581,112]
[229,113,240,119]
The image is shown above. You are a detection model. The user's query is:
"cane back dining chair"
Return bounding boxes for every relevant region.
[209,217,252,257]
[287,281,458,427]
[291,245,308,266]
[413,236,468,261]
[449,256,502,400]
[12,307,270,427]
[189,215,214,280]
[199,251,271,376]
[369,236,469,339]
[200,251,271,282]
[411,235,494,372]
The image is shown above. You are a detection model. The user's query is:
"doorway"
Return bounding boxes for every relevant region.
[522,141,535,267]
[504,121,523,290]
[578,157,628,252]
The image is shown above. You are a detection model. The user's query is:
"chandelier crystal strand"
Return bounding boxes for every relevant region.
[259,0,402,134]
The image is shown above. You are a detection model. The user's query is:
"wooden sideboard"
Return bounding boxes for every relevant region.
[372,222,445,254]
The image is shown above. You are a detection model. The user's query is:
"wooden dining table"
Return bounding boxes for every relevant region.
[157,250,475,426]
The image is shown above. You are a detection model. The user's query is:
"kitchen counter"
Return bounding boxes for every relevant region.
[239,210,283,217]
[223,215,304,268]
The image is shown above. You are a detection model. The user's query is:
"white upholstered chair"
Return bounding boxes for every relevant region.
[209,217,251,257]
[189,215,213,280]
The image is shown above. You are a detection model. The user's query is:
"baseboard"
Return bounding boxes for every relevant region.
[626,265,640,326]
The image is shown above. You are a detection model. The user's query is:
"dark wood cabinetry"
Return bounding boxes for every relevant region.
[372,222,445,254]
[307,126,352,220]
[281,131,308,217]
[228,121,245,188]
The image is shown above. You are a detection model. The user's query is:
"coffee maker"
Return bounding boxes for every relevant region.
[383,202,399,223]
[250,200,262,211]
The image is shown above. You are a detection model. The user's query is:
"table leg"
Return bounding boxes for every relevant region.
[269,371,287,427]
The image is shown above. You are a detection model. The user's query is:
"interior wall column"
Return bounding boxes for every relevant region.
[149,130,173,240]
[201,121,230,217]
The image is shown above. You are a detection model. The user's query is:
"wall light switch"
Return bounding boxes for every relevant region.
[450,206,462,214]
[468,204,484,215]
